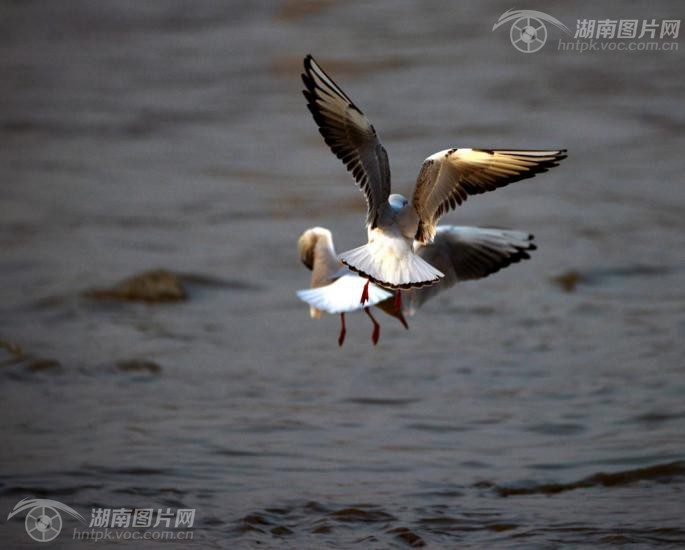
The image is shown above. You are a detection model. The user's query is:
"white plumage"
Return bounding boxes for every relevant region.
[296,274,391,315]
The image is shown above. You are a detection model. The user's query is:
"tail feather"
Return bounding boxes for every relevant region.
[339,244,444,289]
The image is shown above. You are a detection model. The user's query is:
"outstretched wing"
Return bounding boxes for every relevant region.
[412,149,566,242]
[302,55,391,227]
[297,275,392,315]
[406,226,536,313]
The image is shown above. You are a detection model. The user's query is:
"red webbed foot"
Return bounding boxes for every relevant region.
[364,308,381,345]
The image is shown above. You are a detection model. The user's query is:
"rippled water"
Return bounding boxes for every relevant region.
[1,1,684,547]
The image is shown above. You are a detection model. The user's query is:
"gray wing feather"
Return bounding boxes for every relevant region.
[406,226,536,313]
[302,55,391,227]
[412,148,566,242]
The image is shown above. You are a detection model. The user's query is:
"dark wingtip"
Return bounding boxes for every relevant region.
[302,55,314,87]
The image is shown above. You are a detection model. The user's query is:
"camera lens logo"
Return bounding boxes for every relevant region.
[493,9,572,53]
[26,506,62,542]
[7,498,86,543]
[510,16,547,53]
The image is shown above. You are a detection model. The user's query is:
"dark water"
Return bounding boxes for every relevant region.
[1,1,684,548]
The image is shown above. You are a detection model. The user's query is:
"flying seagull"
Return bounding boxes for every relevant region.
[301,54,566,305]
[297,225,536,345]
[297,227,406,346]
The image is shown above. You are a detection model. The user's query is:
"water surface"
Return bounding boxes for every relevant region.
[1,1,684,547]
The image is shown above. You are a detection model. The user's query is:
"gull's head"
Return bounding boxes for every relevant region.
[297,227,333,270]
[388,193,409,210]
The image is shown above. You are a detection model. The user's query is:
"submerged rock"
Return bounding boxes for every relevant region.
[86,269,187,303]
[388,527,425,547]
[116,359,162,374]
[0,339,61,372]
[0,339,24,357]
[26,358,61,372]
[551,270,584,292]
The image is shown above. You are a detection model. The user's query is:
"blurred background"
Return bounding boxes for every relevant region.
[1,1,683,547]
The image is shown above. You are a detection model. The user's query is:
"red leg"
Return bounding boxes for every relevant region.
[360,279,370,305]
[338,313,346,347]
[364,308,381,345]
[394,289,402,310]
[396,308,409,330]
